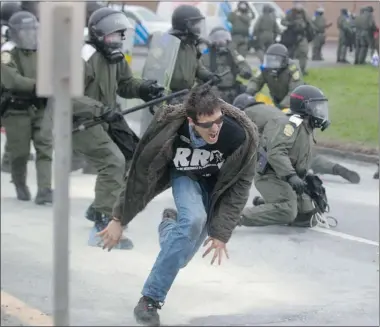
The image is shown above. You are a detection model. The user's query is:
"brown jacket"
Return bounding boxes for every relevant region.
[113,102,259,243]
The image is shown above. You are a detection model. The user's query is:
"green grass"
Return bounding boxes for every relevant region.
[136,65,378,146]
[304,66,378,147]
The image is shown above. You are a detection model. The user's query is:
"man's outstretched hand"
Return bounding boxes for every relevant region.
[202,237,229,265]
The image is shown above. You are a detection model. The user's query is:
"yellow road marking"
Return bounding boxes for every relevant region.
[1,290,52,326]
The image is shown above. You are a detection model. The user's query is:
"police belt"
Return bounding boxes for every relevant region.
[8,98,33,110]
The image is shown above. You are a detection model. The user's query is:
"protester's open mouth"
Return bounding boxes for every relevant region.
[208,130,219,142]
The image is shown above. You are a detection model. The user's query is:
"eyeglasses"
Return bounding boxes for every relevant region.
[194,115,224,129]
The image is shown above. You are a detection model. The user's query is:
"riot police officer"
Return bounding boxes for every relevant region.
[1,11,53,204]
[71,7,163,249]
[1,1,22,173]
[354,6,377,64]
[200,27,252,104]
[337,8,353,63]
[281,3,314,75]
[246,43,303,109]
[253,4,280,63]
[311,7,332,61]
[238,85,330,228]
[228,1,253,57]
[167,5,217,104]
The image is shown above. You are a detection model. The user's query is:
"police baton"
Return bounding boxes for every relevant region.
[202,69,230,87]
[73,88,189,133]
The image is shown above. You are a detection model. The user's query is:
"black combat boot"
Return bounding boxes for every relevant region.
[252,196,265,206]
[333,164,360,184]
[35,188,53,205]
[134,296,161,326]
[15,184,31,201]
[373,162,379,179]
[1,153,11,173]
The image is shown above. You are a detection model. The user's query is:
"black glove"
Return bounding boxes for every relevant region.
[287,174,305,195]
[240,70,252,80]
[139,80,164,102]
[209,74,222,86]
[101,108,123,124]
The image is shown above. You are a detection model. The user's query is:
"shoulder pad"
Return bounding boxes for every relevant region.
[81,44,96,62]
[236,53,245,62]
[289,115,303,127]
[1,51,12,64]
[1,41,15,52]
[291,70,300,81]
[202,48,209,55]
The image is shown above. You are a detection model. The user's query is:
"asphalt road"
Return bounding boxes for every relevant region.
[1,137,379,326]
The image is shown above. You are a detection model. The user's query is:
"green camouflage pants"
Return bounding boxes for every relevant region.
[72,123,126,216]
[241,173,314,226]
[2,108,52,188]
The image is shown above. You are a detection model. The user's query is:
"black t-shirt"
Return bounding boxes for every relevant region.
[171,116,246,190]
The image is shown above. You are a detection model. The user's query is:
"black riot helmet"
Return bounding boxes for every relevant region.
[263,43,289,70]
[290,85,330,130]
[238,1,249,12]
[1,2,21,25]
[366,6,374,13]
[341,8,348,16]
[171,5,205,37]
[263,4,273,14]
[208,27,231,47]
[86,1,105,26]
[8,11,38,50]
[88,7,132,64]
[232,93,257,111]
[20,1,39,20]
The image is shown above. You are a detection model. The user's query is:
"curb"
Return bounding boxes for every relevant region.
[315,146,379,164]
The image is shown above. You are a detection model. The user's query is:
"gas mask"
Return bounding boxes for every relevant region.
[102,30,125,64]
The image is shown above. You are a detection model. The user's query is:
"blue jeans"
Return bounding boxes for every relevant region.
[142,170,209,302]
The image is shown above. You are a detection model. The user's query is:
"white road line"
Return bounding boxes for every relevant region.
[310,226,379,246]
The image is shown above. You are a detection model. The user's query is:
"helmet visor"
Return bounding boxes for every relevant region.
[188,18,205,37]
[209,29,231,46]
[96,12,133,36]
[12,24,38,50]
[263,54,283,69]
[307,99,328,121]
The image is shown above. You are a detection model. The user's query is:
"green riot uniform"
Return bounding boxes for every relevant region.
[71,43,144,217]
[170,40,211,92]
[354,8,377,64]
[281,8,313,74]
[1,45,53,203]
[241,113,315,226]
[337,10,352,62]
[253,10,280,62]
[236,98,361,184]
[312,11,332,60]
[200,47,252,104]
[246,60,303,109]
[228,10,253,57]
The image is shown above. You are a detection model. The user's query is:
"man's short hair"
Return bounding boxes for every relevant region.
[184,84,221,121]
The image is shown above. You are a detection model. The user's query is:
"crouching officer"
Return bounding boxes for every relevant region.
[1,11,53,204]
[246,43,303,109]
[238,85,330,227]
[200,27,252,104]
[245,43,360,184]
[73,7,163,249]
